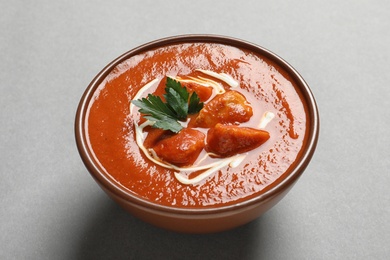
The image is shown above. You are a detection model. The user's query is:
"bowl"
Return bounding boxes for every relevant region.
[75,34,319,233]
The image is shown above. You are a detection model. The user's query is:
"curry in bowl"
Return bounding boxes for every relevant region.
[76,35,318,232]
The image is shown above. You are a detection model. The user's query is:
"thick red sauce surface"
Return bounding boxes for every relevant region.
[86,42,308,208]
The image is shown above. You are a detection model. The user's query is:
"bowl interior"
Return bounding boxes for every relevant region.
[75,34,319,215]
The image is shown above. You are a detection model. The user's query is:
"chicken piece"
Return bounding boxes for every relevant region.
[181,82,213,102]
[143,127,173,149]
[152,128,205,167]
[206,123,270,157]
[194,90,253,128]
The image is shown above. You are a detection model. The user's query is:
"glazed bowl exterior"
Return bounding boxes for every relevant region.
[75,35,319,233]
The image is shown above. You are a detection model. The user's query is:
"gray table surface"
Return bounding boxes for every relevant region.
[1,0,389,259]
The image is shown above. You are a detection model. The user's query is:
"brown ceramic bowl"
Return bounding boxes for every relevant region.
[75,35,319,233]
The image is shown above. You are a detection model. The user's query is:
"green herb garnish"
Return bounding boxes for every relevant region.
[131,77,204,133]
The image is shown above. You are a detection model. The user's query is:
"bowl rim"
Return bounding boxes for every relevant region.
[75,34,319,215]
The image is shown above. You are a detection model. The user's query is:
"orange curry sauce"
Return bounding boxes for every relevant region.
[86,43,308,208]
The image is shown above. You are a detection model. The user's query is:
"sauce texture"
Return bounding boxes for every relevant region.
[86,43,308,208]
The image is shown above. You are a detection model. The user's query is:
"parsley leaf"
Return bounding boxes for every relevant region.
[131,77,203,133]
[188,92,203,114]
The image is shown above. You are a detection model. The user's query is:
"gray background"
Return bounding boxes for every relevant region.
[1,0,389,259]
